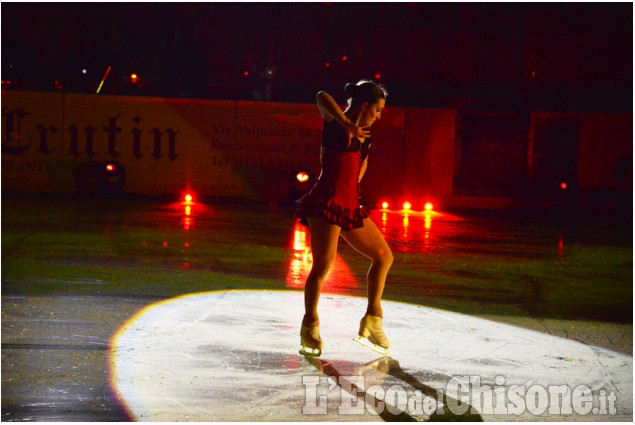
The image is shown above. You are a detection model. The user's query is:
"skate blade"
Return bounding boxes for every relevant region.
[353,336,389,355]
[299,346,322,357]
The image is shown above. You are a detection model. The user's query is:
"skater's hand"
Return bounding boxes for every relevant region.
[342,122,371,147]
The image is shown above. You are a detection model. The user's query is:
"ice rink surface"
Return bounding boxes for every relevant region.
[111,290,632,421]
[2,195,632,421]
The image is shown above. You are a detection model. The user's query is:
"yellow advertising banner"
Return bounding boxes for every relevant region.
[2,91,67,192]
[2,92,327,200]
[1,90,456,205]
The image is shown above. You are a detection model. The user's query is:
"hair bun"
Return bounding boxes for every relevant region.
[344,82,357,98]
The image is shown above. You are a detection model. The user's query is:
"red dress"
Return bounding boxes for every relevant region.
[295,119,372,230]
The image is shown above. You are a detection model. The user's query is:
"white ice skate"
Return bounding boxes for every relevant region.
[299,324,323,357]
[354,314,390,355]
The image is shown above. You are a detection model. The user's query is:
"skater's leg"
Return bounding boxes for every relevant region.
[340,217,393,318]
[303,217,341,327]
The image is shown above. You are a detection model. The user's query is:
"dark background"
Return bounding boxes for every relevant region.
[2,2,632,112]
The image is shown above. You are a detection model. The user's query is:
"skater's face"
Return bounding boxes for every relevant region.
[359,98,385,127]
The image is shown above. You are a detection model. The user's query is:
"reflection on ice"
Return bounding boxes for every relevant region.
[286,221,359,295]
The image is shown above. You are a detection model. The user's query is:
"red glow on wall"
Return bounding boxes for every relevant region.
[296,172,310,183]
[163,241,168,247]
[341,56,347,61]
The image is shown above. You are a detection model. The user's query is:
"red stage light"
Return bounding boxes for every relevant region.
[560,182,567,190]
[106,163,116,172]
[342,56,347,61]
[424,202,434,211]
[182,192,197,204]
[244,71,249,76]
[163,241,168,247]
[381,201,389,209]
[325,62,331,68]
[403,201,412,210]
[130,73,138,83]
[375,73,381,79]
[296,172,310,183]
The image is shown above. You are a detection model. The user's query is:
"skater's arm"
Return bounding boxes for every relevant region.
[316,91,348,124]
[316,91,370,142]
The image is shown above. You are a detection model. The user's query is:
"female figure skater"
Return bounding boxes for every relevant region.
[295,79,393,356]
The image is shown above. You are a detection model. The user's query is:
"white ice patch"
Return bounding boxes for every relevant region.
[110,290,632,421]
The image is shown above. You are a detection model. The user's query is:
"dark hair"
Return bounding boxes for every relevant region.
[344,79,388,108]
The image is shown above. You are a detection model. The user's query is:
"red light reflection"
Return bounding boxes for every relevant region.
[423,211,432,249]
[286,221,359,295]
[182,203,193,230]
[402,212,410,243]
[376,208,448,253]
[381,211,388,234]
